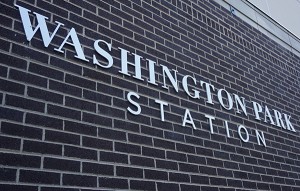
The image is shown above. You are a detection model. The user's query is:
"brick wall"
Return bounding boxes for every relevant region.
[1,0,300,190]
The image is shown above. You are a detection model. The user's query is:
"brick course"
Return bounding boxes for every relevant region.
[0,0,300,190]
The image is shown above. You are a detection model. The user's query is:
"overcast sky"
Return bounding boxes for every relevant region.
[247,0,300,38]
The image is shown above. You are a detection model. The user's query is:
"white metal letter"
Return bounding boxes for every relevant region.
[54,28,89,62]
[255,130,266,147]
[15,4,64,47]
[238,125,249,143]
[217,89,233,110]
[118,48,143,81]
[252,101,262,121]
[155,99,168,121]
[224,121,230,138]
[233,94,247,116]
[161,65,179,92]
[127,92,141,115]
[274,110,286,129]
[146,59,158,85]
[200,81,215,104]
[205,114,215,134]
[283,114,296,132]
[264,105,275,125]
[183,109,196,129]
[182,75,200,99]
[93,39,113,68]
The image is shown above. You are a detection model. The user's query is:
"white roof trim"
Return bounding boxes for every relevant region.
[214,0,300,57]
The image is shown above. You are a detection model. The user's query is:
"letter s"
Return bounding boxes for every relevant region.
[127,92,141,115]
[93,39,113,68]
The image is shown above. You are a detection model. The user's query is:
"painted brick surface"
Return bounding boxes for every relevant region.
[1,0,300,191]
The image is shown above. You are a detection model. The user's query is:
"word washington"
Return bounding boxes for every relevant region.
[15,4,296,147]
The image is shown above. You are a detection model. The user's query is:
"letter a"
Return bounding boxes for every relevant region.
[54,28,89,62]
[182,109,196,130]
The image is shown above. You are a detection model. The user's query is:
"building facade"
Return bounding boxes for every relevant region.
[0,0,300,190]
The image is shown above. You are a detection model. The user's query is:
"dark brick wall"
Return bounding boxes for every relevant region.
[1,0,300,190]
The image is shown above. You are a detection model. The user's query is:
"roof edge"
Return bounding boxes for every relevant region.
[214,0,300,57]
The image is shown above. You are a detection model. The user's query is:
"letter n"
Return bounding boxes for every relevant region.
[15,4,64,47]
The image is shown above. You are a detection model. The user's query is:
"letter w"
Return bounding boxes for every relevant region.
[15,4,64,47]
